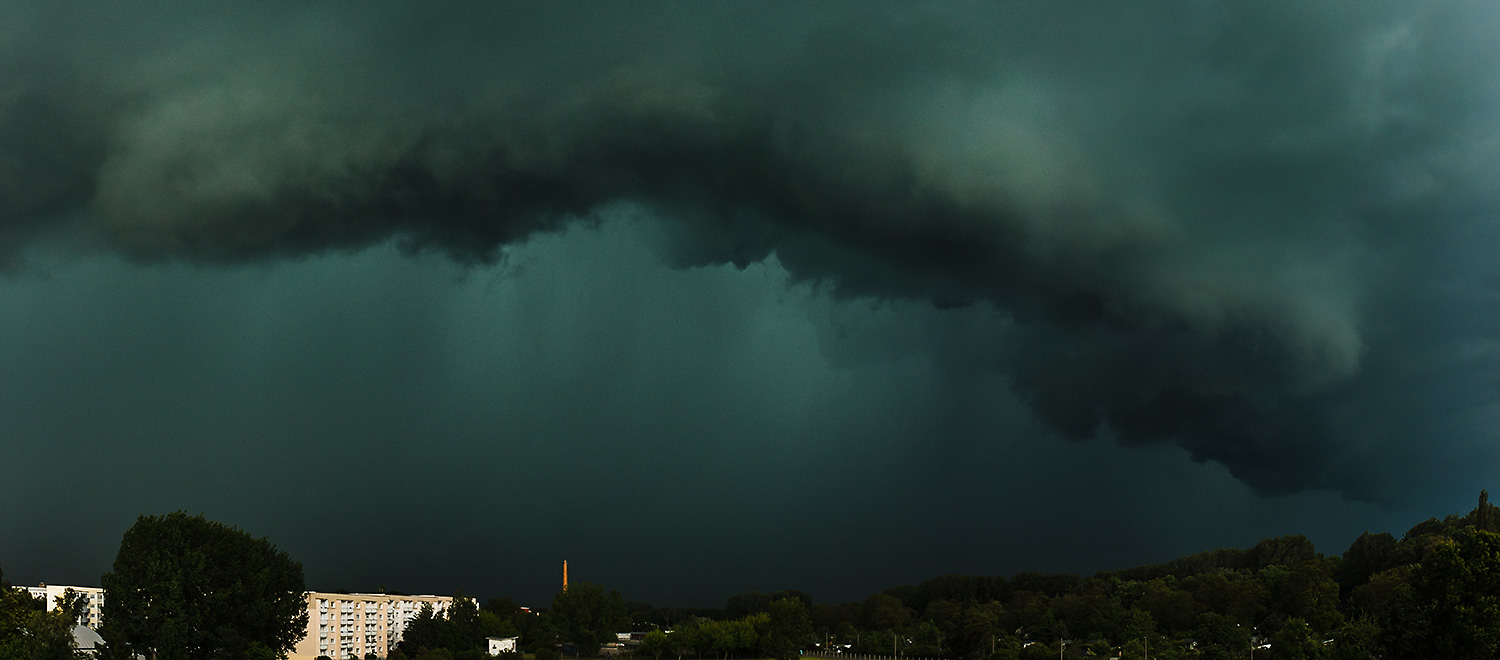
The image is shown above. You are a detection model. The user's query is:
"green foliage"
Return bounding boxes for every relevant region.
[1338,532,1398,598]
[1468,490,1500,533]
[1266,559,1344,633]
[1325,617,1381,660]
[550,583,628,658]
[862,593,912,630]
[1244,535,1319,570]
[1135,578,1195,635]
[763,598,813,660]
[0,566,37,652]
[990,635,1021,660]
[946,601,1000,659]
[638,629,669,660]
[448,592,483,650]
[0,572,85,660]
[1193,612,1248,660]
[400,604,448,657]
[618,494,1500,660]
[1350,564,1413,621]
[1186,570,1267,624]
[49,491,1500,660]
[1017,641,1053,660]
[1270,618,1319,660]
[478,610,519,640]
[1400,530,1500,659]
[393,595,495,657]
[415,647,454,660]
[725,592,771,620]
[10,608,82,660]
[99,512,308,660]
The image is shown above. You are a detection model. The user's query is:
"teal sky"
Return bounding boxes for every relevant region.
[0,216,1457,605]
[4,1,1500,607]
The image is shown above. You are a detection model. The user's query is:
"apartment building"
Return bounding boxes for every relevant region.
[22,584,105,630]
[289,591,458,660]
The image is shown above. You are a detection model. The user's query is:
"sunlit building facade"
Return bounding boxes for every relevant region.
[22,584,105,630]
[289,592,457,660]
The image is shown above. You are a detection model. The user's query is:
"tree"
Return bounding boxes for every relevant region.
[1270,618,1319,660]
[1135,579,1195,635]
[666,619,706,659]
[549,583,627,658]
[762,598,813,660]
[1472,490,1498,533]
[1325,617,1381,660]
[948,601,1001,660]
[1400,530,1500,659]
[0,565,35,658]
[399,604,448,657]
[447,592,483,652]
[99,512,308,660]
[862,593,912,631]
[639,629,670,660]
[1337,532,1398,598]
[478,609,519,640]
[0,573,88,660]
[725,592,771,620]
[1193,613,1248,660]
[1265,560,1343,634]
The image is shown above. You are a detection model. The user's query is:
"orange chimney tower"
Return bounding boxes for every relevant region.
[562,559,569,591]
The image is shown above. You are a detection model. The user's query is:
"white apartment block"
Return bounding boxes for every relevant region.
[290,592,459,660]
[22,584,105,630]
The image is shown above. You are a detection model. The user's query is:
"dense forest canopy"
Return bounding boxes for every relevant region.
[271,491,1500,659]
[7,495,1500,659]
[586,492,1500,660]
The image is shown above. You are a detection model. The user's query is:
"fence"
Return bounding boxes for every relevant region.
[803,651,936,660]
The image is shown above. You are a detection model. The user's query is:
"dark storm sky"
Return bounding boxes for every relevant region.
[5,1,1500,607]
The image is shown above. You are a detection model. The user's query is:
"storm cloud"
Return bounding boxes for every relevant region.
[6,0,1500,506]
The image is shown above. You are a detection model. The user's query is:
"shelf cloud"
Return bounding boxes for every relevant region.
[6,1,1500,502]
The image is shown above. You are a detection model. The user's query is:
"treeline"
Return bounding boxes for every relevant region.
[396,586,816,660]
[514,491,1500,660]
[0,567,90,660]
[12,496,1500,660]
[771,491,1500,660]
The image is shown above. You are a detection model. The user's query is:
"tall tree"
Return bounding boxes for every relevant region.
[762,598,813,660]
[862,594,912,631]
[99,512,308,660]
[549,582,627,658]
[1401,530,1500,660]
[1473,490,1497,532]
[1269,618,1319,660]
[446,592,482,652]
[948,601,1002,660]
[0,567,40,659]
[638,629,669,660]
[1337,531,1398,598]
[398,604,448,658]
